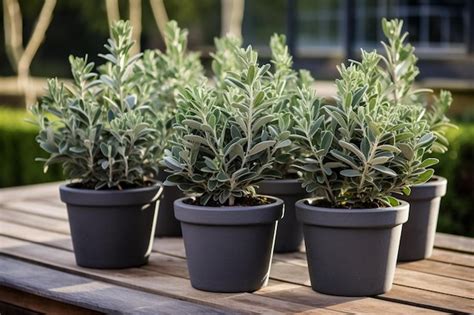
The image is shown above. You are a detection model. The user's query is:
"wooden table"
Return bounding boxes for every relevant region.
[1,182,473,314]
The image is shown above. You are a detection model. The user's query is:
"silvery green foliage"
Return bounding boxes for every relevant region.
[138,21,205,157]
[212,33,315,177]
[268,34,316,176]
[211,35,243,90]
[31,21,161,189]
[293,25,437,208]
[380,18,456,153]
[163,46,292,206]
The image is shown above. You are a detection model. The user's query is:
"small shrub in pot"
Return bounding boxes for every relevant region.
[377,19,457,261]
[164,45,290,292]
[212,34,313,252]
[31,21,164,268]
[138,21,205,237]
[293,19,437,296]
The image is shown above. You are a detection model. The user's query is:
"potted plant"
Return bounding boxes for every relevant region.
[31,21,163,268]
[293,21,437,295]
[163,46,290,292]
[139,21,204,237]
[377,19,457,261]
[212,34,313,252]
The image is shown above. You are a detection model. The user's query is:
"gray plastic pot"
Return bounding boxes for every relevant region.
[296,199,409,296]
[155,172,184,237]
[60,184,162,269]
[396,176,447,261]
[257,179,308,252]
[174,196,284,293]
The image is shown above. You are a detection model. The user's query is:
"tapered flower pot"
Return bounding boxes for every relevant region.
[257,179,308,252]
[296,199,409,296]
[396,176,447,261]
[60,184,162,269]
[174,196,284,292]
[155,172,184,237]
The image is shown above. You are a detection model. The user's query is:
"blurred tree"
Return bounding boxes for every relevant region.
[221,0,244,38]
[149,0,169,39]
[104,0,142,54]
[2,0,56,106]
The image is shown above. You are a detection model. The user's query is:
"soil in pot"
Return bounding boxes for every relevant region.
[296,198,409,296]
[60,184,162,269]
[174,196,284,293]
[256,179,308,252]
[155,172,184,237]
[396,176,447,261]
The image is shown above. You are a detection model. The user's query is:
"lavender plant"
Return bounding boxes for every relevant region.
[380,18,456,153]
[138,21,205,156]
[293,20,439,208]
[31,21,162,189]
[163,46,291,206]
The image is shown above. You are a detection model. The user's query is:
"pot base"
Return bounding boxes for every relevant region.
[61,185,160,269]
[175,196,283,293]
[296,199,409,296]
[396,176,447,262]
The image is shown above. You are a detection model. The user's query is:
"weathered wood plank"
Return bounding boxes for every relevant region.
[395,268,474,299]
[0,236,342,314]
[398,259,474,281]
[1,233,440,314]
[430,248,474,267]
[3,199,68,220]
[0,285,101,315]
[378,285,474,314]
[274,250,474,282]
[153,237,470,313]
[0,255,227,314]
[435,233,474,254]
[256,281,445,315]
[0,207,70,234]
[0,182,59,204]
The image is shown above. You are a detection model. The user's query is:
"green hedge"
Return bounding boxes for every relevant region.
[431,124,474,237]
[0,108,63,187]
[0,108,472,236]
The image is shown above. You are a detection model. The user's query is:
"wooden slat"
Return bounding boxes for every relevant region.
[398,259,474,281]
[1,183,473,314]
[268,255,474,313]
[0,236,344,314]
[0,207,70,234]
[3,200,68,220]
[435,233,474,254]
[0,182,59,204]
[154,238,472,313]
[430,248,474,267]
[379,286,474,315]
[394,268,474,299]
[5,218,473,313]
[0,286,100,315]
[256,281,445,315]
[0,255,226,315]
[0,228,442,314]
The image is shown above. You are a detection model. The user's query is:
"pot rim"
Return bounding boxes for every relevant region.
[296,198,409,228]
[60,183,163,206]
[174,195,284,225]
[397,175,447,200]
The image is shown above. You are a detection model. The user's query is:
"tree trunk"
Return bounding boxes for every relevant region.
[149,0,169,40]
[129,0,142,54]
[105,0,120,28]
[221,0,245,38]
